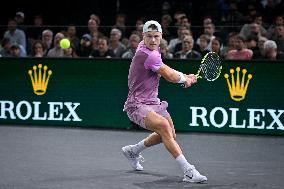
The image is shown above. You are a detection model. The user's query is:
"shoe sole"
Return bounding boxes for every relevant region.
[183,177,207,183]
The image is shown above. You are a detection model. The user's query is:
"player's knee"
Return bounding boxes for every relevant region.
[157,120,173,138]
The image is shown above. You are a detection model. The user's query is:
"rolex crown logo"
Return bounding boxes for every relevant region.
[28,64,52,95]
[224,67,252,101]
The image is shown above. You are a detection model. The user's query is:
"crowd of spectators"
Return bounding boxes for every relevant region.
[0,0,284,60]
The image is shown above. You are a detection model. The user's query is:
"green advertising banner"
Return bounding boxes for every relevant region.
[0,58,283,135]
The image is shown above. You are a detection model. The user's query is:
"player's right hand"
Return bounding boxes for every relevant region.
[183,74,197,88]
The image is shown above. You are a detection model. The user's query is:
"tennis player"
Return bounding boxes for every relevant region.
[122,20,207,183]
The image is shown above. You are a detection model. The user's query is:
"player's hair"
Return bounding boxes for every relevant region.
[147,24,158,31]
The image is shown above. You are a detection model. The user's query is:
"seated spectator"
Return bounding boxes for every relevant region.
[168,26,191,53]
[160,14,173,42]
[262,40,284,60]
[222,32,238,57]
[160,38,173,59]
[173,10,186,27]
[267,15,283,39]
[196,23,216,51]
[47,32,71,58]
[88,17,104,39]
[226,35,253,60]
[0,38,12,57]
[41,29,53,52]
[31,40,47,57]
[66,25,80,50]
[239,14,267,40]
[122,34,140,59]
[89,37,115,58]
[211,37,225,58]
[195,34,210,57]
[257,36,268,58]
[246,35,261,59]
[174,36,201,59]
[109,28,126,57]
[76,34,93,57]
[10,43,26,57]
[112,13,127,39]
[3,18,26,50]
[272,25,284,53]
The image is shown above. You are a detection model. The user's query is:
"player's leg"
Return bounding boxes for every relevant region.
[145,111,207,183]
[144,111,181,158]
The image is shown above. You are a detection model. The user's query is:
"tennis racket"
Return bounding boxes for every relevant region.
[181,52,222,87]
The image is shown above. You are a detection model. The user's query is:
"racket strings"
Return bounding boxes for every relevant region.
[200,53,222,81]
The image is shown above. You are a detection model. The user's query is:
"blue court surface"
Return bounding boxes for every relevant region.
[0,125,283,189]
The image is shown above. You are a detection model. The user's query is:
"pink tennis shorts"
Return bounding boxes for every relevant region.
[126,101,170,129]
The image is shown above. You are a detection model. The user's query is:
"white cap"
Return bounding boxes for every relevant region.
[143,20,162,33]
[16,12,25,18]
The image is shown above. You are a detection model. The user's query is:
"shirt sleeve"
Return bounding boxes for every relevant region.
[144,50,163,72]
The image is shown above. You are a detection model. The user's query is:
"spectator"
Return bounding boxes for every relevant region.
[41,29,53,52]
[239,14,267,40]
[267,15,283,39]
[160,14,173,42]
[211,37,225,58]
[225,35,253,60]
[89,37,115,58]
[160,38,173,59]
[222,32,238,57]
[14,12,26,32]
[122,34,140,59]
[109,28,126,57]
[10,43,26,57]
[31,40,47,57]
[180,15,191,30]
[66,25,80,50]
[173,10,186,27]
[47,32,71,57]
[195,34,210,57]
[3,18,26,50]
[88,17,104,39]
[262,40,284,60]
[272,25,284,53]
[90,30,99,51]
[196,23,216,51]
[168,26,191,53]
[76,34,92,57]
[112,13,127,38]
[174,36,201,59]
[256,36,268,58]
[246,35,261,58]
[0,38,13,57]
[131,17,144,40]
[222,2,245,27]
[30,14,44,40]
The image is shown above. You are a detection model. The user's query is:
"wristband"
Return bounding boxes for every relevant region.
[174,70,186,83]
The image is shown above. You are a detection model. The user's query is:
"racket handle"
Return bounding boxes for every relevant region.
[181,83,185,88]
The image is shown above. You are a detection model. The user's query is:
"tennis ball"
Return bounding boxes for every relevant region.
[60,38,70,49]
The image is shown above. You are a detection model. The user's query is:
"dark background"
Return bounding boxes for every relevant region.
[0,0,220,26]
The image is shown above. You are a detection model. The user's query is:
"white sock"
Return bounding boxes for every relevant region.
[175,154,192,173]
[132,139,147,154]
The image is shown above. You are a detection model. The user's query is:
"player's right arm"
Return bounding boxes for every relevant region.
[156,64,197,88]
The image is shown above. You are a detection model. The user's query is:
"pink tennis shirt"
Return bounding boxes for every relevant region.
[123,41,164,111]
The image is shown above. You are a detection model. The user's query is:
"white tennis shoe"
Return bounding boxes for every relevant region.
[183,165,207,183]
[122,145,144,171]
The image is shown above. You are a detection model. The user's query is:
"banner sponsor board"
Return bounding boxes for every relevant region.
[0,58,283,135]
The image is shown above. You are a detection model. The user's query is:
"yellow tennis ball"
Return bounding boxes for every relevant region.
[60,38,70,49]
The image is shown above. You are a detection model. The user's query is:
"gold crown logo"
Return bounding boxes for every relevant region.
[224,67,252,101]
[28,64,52,95]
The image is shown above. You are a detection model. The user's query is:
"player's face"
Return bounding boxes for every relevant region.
[143,31,162,50]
